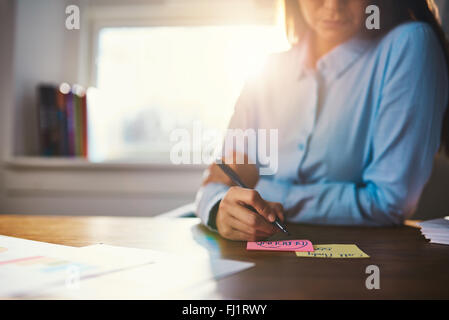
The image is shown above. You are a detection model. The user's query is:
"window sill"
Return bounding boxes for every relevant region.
[4,156,207,171]
[3,156,206,196]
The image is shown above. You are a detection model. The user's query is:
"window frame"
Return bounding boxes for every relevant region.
[4,0,278,200]
[84,0,279,163]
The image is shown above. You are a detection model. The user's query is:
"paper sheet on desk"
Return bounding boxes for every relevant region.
[0,237,254,299]
[295,244,370,258]
[0,236,159,298]
[247,240,314,252]
[39,244,255,299]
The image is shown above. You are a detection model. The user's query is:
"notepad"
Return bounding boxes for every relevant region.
[246,240,314,252]
[295,244,369,258]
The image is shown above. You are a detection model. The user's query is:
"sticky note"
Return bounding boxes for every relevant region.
[247,240,314,252]
[295,244,369,258]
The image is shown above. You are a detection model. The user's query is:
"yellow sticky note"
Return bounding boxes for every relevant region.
[295,244,369,258]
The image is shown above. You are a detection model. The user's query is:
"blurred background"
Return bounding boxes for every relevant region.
[0,0,448,218]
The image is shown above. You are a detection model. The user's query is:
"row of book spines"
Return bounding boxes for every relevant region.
[38,84,88,157]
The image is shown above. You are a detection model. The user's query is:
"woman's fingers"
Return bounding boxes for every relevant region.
[217,213,270,241]
[228,187,277,223]
[270,202,285,222]
[217,186,287,241]
[227,214,274,239]
[225,229,249,241]
[227,202,277,235]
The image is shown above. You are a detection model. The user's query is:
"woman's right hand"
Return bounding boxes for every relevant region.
[216,186,285,241]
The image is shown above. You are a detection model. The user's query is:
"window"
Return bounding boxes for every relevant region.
[88,24,290,162]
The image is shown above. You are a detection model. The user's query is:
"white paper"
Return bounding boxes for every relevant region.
[429,239,449,245]
[417,218,449,229]
[1,238,254,299]
[417,217,449,246]
[0,236,157,298]
[38,244,254,299]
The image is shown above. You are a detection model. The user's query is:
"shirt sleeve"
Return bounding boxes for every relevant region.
[194,70,261,228]
[256,24,448,226]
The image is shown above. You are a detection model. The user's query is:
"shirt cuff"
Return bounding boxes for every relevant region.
[195,183,229,231]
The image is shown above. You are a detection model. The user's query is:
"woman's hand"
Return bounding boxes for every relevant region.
[201,152,284,241]
[215,187,285,241]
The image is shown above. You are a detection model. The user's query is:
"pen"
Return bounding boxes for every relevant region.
[216,162,290,235]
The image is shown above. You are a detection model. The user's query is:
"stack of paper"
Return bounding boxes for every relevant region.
[417,217,449,245]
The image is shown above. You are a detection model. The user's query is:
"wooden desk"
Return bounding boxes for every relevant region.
[1,215,448,299]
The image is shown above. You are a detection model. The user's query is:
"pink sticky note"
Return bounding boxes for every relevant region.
[247,240,314,252]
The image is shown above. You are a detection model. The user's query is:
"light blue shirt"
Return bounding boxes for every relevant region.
[195,22,448,227]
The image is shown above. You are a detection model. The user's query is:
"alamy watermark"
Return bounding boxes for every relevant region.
[365,265,380,290]
[65,5,80,30]
[64,3,380,31]
[65,265,80,290]
[169,121,279,176]
[366,5,381,30]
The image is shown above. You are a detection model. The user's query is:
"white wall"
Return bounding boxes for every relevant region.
[0,0,15,212]
[13,0,83,156]
[0,0,207,216]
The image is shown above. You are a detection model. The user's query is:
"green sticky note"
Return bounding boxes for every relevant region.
[295,244,370,258]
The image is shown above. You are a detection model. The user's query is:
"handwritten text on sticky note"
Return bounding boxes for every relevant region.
[247,240,314,252]
[295,244,369,258]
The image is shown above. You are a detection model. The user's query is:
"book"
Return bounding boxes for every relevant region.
[56,86,69,155]
[81,93,88,158]
[72,85,87,157]
[37,85,59,156]
[37,83,89,158]
[66,88,76,156]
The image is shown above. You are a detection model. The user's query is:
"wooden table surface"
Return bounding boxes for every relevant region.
[1,214,448,299]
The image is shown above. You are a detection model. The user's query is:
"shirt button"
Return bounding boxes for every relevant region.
[298,143,305,151]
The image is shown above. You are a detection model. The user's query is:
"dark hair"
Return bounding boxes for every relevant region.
[284,0,449,156]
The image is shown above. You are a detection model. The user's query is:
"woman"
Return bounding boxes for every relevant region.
[195,0,449,241]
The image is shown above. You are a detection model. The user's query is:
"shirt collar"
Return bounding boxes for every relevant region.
[296,32,373,81]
